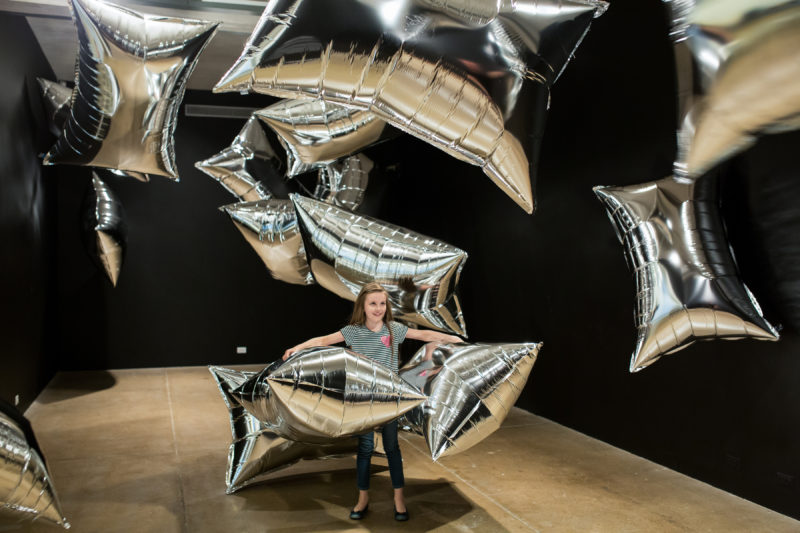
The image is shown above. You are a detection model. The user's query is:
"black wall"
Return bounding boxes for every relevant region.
[0,15,58,412]
[28,0,800,520]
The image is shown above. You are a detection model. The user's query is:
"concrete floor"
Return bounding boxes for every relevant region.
[10,366,800,532]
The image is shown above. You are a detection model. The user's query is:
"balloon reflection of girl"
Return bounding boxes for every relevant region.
[283,281,461,522]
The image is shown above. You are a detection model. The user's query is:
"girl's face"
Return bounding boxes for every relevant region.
[364,291,387,322]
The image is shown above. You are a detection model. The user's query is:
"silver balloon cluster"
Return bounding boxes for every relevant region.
[399,342,541,460]
[210,340,540,492]
[0,409,69,529]
[593,0,796,370]
[43,0,219,180]
[214,0,608,214]
[81,173,128,287]
[292,194,468,336]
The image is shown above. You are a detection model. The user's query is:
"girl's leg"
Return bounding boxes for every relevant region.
[381,421,406,511]
[355,432,373,510]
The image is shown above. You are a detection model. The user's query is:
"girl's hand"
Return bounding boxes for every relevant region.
[282,348,296,361]
[443,335,462,344]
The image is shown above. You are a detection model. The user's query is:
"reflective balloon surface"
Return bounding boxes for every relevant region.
[44,0,218,179]
[81,174,127,287]
[594,175,779,372]
[399,341,540,460]
[215,0,608,213]
[209,366,356,493]
[254,99,397,178]
[0,410,69,528]
[291,194,468,336]
[37,78,72,137]
[228,347,426,443]
[195,114,278,202]
[313,154,372,212]
[665,0,800,178]
[220,199,314,285]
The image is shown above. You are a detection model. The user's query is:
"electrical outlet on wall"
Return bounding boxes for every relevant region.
[236,346,247,354]
[14,395,19,406]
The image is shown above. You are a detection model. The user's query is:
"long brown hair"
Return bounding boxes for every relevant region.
[350,282,397,365]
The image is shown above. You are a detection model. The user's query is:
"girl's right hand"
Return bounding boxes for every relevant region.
[282,348,295,361]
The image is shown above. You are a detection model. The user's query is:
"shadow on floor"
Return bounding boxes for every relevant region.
[34,371,117,404]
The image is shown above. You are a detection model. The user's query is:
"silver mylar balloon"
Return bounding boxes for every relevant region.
[215,0,608,214]
[291,194,468,336]
[399,341,540,460]
[209,366,356,493]
[195,114,278,202]
[82,173,127,287]
[228,347,427,443]
[665,0,800,178]
[313,154,372,212]
[594,175,779,372]
[36,78,72,137]
[43,0,219,180]
[220,199,314,285]
[254,99,397,178]
[0,410,69,528]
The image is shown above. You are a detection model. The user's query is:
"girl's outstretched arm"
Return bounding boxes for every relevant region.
[405,329,462,344]
[283,331,345,360]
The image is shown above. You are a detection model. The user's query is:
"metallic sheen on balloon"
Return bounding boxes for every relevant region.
[82,174,127,287]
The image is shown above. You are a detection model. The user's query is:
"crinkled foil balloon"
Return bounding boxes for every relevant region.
[209,366,356,493]
[215,0,608,214]
[665,0,800,178]
[36,78,72,137]
[220,199,314,285]
[254,99,397,178]
[81,173,127,287]
[594,175,779,372]
[399,341,540,460]
[195,115,278,202]
[291,194,468,336]
[313,154,372,211]
[228,347,426,443]
[0,407,69,528]
[43,0,219,179]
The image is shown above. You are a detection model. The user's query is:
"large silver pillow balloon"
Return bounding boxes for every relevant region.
[291,193,468,336]
[664,0,800,178]
[227,347,426,444]
[195,114,278,202]
[254,99,397,178]
[81,173,127,287]
[43,0,218,180]
[209,366,356,494]
[594,175,779,372]
[0,407,69,528]
[215,0,607,214]
[220,199,314,286]
[399,342,540,460]
[313,154,372,212]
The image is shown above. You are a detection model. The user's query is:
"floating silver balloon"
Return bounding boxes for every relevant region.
[594,175,779,372]
[195,114,278,202]
[291,194,468,336]
[0,409,69,528]
[43,0,219,180]
[254,99,397,178]
[399,341,540,460]
[36,78,72,137]
[209,366,356,493]
[313,154,372,211]
[81,173,127,287]
[215,0,607,214]
[228,347,426,443]
[220,199,314,285]
[665,0,800,178]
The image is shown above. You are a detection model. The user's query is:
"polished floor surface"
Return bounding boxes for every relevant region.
[12,367,800,532]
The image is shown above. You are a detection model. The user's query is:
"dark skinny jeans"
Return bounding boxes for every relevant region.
[357,421,404,490]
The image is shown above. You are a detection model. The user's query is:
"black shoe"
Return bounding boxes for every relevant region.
[394,507,409,521]
[349,504,368,520]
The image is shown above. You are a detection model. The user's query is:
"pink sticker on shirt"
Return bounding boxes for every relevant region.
[381,335,391,347]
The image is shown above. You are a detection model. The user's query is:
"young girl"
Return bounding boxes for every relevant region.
[283,281,461,522]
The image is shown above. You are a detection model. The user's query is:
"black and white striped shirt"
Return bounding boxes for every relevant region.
[340,322,408,371]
